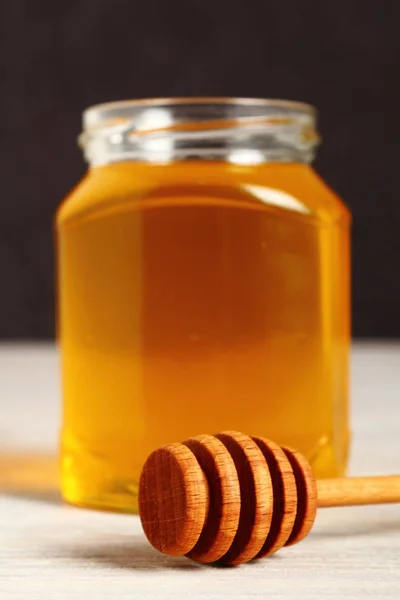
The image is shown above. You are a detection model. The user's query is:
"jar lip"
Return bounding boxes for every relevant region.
[81,97,319,166]
[83,97,316,130]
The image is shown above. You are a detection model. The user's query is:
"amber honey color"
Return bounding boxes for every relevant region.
[57,161,350,512]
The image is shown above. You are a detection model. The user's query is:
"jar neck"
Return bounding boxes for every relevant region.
[79,98,320,167]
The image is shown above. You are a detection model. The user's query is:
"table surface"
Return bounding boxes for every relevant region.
[0,342,399,599]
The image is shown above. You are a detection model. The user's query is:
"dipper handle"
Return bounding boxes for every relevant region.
[317,475,400,508]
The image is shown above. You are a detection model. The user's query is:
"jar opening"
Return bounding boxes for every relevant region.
[79,97,320,166]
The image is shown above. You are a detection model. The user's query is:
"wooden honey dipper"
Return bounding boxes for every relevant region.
[138,431,400,566]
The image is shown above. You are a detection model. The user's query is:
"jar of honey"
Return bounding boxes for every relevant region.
[56,98,351,512]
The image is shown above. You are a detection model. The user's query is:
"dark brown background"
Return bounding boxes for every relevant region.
[1,0,399,338]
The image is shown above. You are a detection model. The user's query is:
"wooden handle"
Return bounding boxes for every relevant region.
[317,475,400,508]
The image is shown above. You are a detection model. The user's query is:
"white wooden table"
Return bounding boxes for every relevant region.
[0,342,399,599]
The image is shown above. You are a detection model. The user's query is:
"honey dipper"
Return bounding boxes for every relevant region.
[138,431,400,566]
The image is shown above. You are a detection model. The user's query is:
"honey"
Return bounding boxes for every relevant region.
[56,99,351,512]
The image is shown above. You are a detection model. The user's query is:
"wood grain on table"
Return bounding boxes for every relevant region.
[0,342,399,599]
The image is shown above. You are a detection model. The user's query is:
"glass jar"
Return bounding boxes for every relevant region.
[56,98,351,513]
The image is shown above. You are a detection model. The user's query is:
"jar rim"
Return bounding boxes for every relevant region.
[80,97,319,166]
[83,97,316,130]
